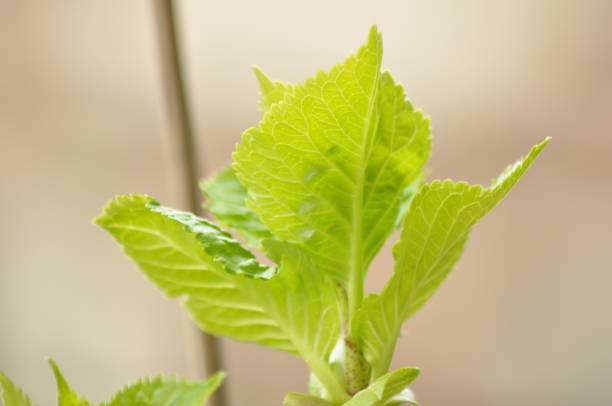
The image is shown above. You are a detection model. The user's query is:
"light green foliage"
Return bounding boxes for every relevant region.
[96,195,295,353]
[384,388,418,406]
[0,374,33,406]
[201,166,273,248]
[98,25,548,405]
[353,139,549,380]
[257,241,347,402]
[102,373,224,406]
[0,360,223,406]
[96,196,346,402]
[49,359,92,406]
[343,368,419,406]
[284,393,335,406]
[288,368,418,406]
[233,27,431,305]
[253,66,290,113]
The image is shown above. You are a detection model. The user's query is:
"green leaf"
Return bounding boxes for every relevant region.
[253,66,290,113]
[342,368,419,406]
[95,195,296,353]
[3,361,223,406]
[233,26,431,323]
[0,373,34,406]
[146,200,273,278]
[201,166,274,248]
[48,359,92,406]
[384,388,418,406]
[258,241,348,403]
[283,393,334,406]
[102,372,225,406]
[354,138,550,379]
[96,196,348,402]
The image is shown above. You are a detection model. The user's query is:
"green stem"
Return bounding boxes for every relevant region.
[347,41,381,328]
[347,258,363,330]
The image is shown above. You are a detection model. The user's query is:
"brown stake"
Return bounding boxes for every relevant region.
[151,1,227,406]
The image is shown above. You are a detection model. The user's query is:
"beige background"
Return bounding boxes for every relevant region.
[1,1,611,405]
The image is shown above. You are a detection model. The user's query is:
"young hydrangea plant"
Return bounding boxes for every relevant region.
[90,25,547,405]
[0,359,224,406]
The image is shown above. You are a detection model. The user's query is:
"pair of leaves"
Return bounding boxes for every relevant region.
[203,137,549,384]
[0,360,223,406]
[203,25,549,383]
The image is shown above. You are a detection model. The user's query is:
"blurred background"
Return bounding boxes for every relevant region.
[1,0,611,405]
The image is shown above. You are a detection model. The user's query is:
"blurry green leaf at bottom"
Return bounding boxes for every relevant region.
[1,359,224,406]
[95,195,297,354]
[102,372,225,406]
[354,138,550,380]
[342,367,419,406]
[0,373,34,406]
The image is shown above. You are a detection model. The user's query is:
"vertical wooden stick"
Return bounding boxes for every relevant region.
[152,1,227,406]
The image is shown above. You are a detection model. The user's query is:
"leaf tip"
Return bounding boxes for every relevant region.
[367,24,383,50]
[527,137,551,159]
[252,65,275,92]
[525,136,551,166]
[0,372,10,386]
[208,370,227,385]
[47,357,62,380]
[47,357,71,393]
[396,366,421,386]
[251,65,266,80]
[368,24,380,37]
[93,194,156,228]
[537,136,551,150]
